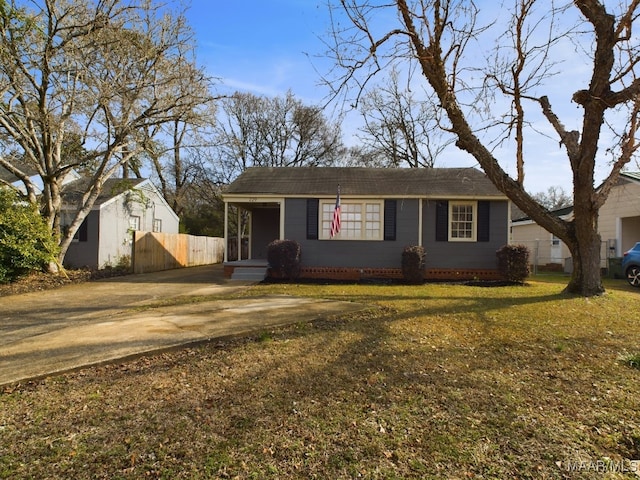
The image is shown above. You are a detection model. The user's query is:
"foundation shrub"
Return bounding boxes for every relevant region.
[267,239,301,280]
[401,245,425,284]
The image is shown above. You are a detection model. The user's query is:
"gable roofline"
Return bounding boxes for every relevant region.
[61,178,179,222]
[62,177,147,209]
[511,205,574,224]
[223,167,508,199]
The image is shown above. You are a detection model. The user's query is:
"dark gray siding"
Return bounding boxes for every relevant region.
[63,211,100,268]
[285,198,420,269]
[422,200,509,269]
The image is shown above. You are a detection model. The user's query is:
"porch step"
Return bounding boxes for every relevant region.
[230,267,268,282]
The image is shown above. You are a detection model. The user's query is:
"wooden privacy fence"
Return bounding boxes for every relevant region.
[132,231,225,274]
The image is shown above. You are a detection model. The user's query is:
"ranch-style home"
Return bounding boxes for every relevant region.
[222,167,511,281]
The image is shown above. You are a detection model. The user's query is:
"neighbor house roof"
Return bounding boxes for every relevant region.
[224,167,505,198]
[512,205,574,224]
[61,177,147,208]
[620,171,640,183]
[0,159,40,184]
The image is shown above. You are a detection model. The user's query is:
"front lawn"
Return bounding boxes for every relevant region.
[1,278,639,479]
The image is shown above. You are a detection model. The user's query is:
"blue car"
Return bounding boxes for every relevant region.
[622,242,640,287]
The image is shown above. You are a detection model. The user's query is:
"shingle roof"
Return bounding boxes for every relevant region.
[512,205,574,223]
[0,160,40,183]
[224,167,505,198]
[61,177,147,207]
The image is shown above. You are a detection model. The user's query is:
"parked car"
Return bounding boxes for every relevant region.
[622,242,640,287]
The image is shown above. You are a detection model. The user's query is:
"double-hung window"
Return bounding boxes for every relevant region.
[449,201,477,242]
[129,216,141,231]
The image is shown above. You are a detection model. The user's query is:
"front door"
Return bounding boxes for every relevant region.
[251,207,280,259]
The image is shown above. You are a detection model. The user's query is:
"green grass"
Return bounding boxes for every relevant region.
[1,277,640,479]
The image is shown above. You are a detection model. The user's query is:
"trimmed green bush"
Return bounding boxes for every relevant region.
[402,245,425,284]
[0,188,59,283]
[496,244,530,283]
[267,239,301,280]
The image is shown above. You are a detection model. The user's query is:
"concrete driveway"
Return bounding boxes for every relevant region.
[0,264,366,386]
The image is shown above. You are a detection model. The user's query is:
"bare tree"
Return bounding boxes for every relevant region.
[357,67,451,168]
[325,0,640,296]
[532,186,572,210]
[0,0,211,266]
[212,91,344,182]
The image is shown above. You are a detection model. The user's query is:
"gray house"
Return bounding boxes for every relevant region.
[62,178,179,269]
[223,167,511,281]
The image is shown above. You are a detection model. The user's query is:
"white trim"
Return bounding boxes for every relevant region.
[279,200,285,240]
[418,199,423,246]
[448,200,477,242]
[223,201,229,262]
[319,198,384,241]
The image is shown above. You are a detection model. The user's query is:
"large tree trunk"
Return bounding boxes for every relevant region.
[564,192,604,296]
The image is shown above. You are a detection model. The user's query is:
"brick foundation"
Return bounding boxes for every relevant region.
[273,267,502,282]
[225,264,503,282]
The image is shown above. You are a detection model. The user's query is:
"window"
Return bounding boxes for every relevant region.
[72,219,88,242]
[436,200,490,243]
[319,200,383,240]
[129,216,140,231]
[449,201,477,242]
[153,218,162,233]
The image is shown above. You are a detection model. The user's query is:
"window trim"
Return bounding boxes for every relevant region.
[448,201,477,242]
[318,198,384,241]
[129,215,141,232]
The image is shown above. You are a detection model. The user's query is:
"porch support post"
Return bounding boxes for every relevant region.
[223,201,228,262]
[237,208,242,261]
[280,199,285,239]
[247,210,252,260]
[418,199,423,246]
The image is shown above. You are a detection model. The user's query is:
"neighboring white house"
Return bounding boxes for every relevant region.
[511,172,640,271]
[511,206,574,270]
[61,178,179,269]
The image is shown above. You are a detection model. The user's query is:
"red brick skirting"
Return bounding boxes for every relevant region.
[294,267,501,282]
[225,264,503,281]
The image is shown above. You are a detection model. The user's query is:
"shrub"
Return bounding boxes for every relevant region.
[267,239,301,280]
[0,188,59,283]
[496,244,530,283]
[402,245,425,284]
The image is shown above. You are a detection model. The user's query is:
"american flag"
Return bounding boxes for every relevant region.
[330,185,341,238]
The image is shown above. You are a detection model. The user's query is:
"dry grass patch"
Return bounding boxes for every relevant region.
[1,279,640,479]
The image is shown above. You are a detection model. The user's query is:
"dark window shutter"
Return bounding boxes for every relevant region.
[477,201,490,242]
[306,199,319,239]
[384,200,396,241]
[435,201,448,242]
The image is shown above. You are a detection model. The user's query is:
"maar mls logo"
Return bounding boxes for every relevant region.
[557,458,640,475]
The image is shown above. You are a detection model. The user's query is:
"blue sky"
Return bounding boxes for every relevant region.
[183,1,624,196]
[187,0,330,101]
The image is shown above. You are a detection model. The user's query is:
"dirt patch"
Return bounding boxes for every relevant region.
[0,268,129,297]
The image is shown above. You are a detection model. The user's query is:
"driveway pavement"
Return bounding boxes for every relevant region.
[0,264,366,386]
